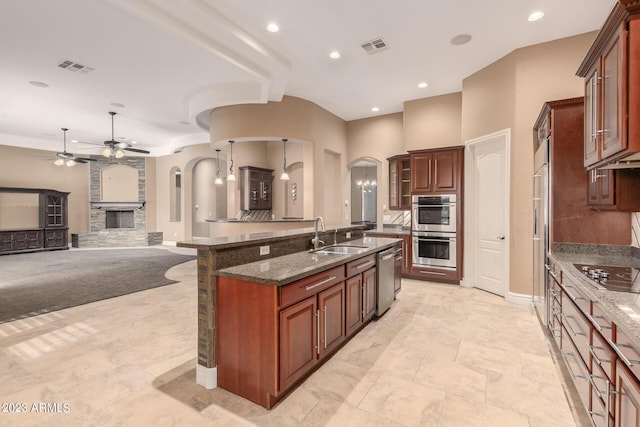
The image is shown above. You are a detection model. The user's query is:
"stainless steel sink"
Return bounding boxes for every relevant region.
[313,244,369,255]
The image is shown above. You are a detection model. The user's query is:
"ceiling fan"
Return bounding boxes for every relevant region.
[101,111,150,158]
[54,128,96,166]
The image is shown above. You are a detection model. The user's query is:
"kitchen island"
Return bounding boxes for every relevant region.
[177,226,401,408]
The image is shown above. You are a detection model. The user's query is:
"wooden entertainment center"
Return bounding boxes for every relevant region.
[0,187,69,254]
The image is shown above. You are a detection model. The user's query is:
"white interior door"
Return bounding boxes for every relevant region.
[466,131,509,296]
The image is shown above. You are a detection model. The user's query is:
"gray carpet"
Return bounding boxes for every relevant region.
[0,247,196,323]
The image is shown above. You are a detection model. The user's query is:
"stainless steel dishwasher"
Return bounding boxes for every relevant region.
[376,247,396,316]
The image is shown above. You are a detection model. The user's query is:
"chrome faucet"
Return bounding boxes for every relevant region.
[312,216,325,249]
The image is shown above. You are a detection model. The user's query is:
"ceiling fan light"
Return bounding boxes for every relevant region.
[115,150,125,159]
[117,142,127,149]
[54,158,64,166]
[102,148,111,157]
[66,159,76,167]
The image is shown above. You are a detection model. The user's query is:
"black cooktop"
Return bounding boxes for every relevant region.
[573,263,640,293]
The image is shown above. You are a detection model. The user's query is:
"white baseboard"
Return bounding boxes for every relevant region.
[162,240,177,246]
[506,291,533,306]
[196,364,217,389]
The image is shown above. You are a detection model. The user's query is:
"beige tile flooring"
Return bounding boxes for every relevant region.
[0,256,579,426]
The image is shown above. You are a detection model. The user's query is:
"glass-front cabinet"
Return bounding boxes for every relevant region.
[387,154,411,210]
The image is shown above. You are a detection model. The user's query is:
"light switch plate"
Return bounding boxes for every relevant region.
[346,232,351,238]
[260,245,270,256]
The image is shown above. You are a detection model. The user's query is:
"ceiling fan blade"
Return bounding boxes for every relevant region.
[73,157,96,162]
[123,147,150,154]
[73,158,89,164]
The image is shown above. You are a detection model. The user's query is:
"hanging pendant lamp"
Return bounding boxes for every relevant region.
[214,148,223,185]
[280,138,290,181]
[227,140,236,181]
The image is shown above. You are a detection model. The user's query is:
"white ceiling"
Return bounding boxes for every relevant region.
[0,0,616,156]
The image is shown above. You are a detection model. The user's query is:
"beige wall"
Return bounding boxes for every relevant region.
[209,95,348,226]
[346,113,404,226]
[0,192,39,229]
[462,31,598,295]
[0,144,90,236]
[404,93,463,151]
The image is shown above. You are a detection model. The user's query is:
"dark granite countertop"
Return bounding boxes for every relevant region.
[549,243,640,350]
[214,237,402,286]
[206,218,314,223]
[365,226,411,236]
[177,225,364,251]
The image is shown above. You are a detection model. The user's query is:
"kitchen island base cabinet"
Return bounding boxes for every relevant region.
[617,360,640,427]
[345,256,377,337]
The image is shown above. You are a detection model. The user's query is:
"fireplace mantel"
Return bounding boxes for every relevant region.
[90,201,145,210]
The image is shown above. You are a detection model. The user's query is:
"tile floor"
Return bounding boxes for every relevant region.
[0,253,579,426]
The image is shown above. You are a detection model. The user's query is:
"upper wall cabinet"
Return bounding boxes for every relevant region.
[409,147,463,194]
[577,2,640,168]
[240,166,273,210]
[387,154,411,210]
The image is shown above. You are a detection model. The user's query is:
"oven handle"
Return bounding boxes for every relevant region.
[414,238,457,243]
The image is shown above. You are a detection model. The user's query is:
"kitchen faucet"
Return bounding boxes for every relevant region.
[312,216,325,249]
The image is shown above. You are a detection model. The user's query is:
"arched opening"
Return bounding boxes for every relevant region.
[282,161,304,219]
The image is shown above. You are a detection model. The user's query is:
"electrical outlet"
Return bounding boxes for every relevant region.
[346,232,351,238]
[260,245,270,256]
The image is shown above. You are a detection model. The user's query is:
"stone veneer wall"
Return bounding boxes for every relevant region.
[633,212,640,249]
[90,157,146,233]
[72,156,162,247]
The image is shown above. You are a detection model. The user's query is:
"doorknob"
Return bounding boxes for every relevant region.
[497,236,505,240]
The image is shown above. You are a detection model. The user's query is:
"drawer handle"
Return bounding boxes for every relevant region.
[592,314,612,331]
[560,350,585,380]
[588,344,608,366]
[562,314,586,337]
[356,261,375,270]
[305,276,337,291]
[610,341,640,369]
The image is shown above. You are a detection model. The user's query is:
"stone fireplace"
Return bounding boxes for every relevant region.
[71,157,162,248]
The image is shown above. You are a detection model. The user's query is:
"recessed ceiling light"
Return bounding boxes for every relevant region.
[528,11,544,22]
[130,141,137,145]
[71,139,78,143]
[29,81,49,88]
[179,121,190,125]
[110,102,125,108]
[329,51,341,60]
[418,82,428,89]
[450,34,472,46]
[266,23,279,32]
[371,107,379,112]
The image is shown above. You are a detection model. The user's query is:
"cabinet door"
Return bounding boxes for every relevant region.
[45,229,66,248]
[363,268,376,321]
[411,152,433,193]
[388,159,399,210]
[399,157,412,209]
[432,150,459,193]
[588,169,615,207]
[279,297,317,390]
[0,231,12,252]
[345,275,363,336]
[585,67,600,167]
[260,171,273,210]
[318,283,345,359]
[601,28,624,160]
[402,236,411,273]
[616,360,640,427]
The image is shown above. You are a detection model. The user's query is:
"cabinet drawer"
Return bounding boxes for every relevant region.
[561,295,590,365]
[591,328,615,384]
[561,280,591,316]
[280,266,345,309]
[561,327,591,411]
[591,358,615,419]
[345,255,376,279]
[592,304,613,342]
[613,327,640,380]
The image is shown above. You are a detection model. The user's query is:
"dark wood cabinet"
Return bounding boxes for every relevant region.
[578,3,640,168]
[345,255,377,338]
[409,147,462,195]
[317,283,346,359]
[616,361,640,427]
[240,166,273,210]
[0,188,69,254]
[280,296,317,390]
[588,168,640,212]
[388,154,411,210]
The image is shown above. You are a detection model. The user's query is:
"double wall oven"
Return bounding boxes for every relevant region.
[412,195,457,269]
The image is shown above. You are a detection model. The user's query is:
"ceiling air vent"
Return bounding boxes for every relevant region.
[361,37,388,55]
[57,59,94,74]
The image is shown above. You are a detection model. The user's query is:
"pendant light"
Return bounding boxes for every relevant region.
[214,148,223,185]
[227,140,236,181]
[280,138,290,181]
